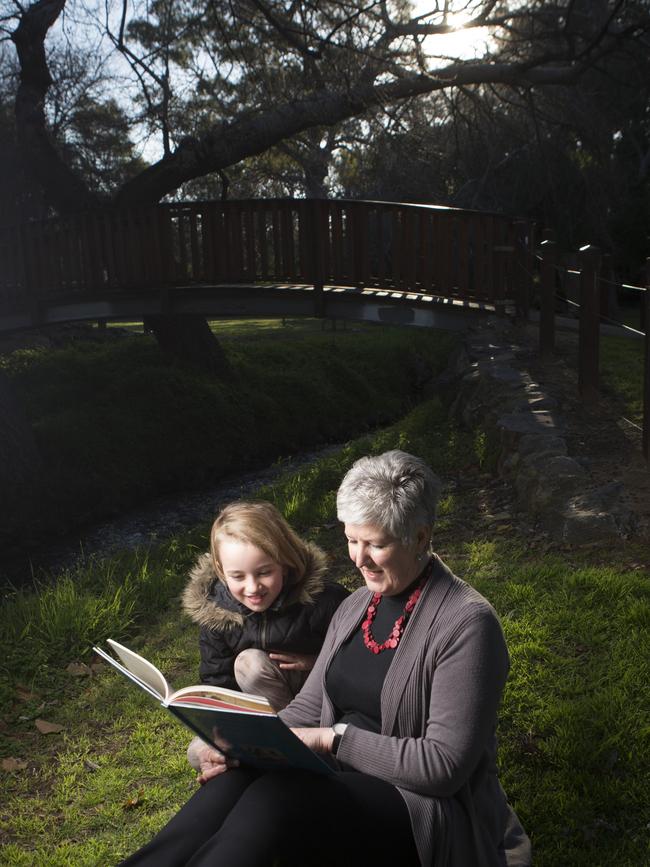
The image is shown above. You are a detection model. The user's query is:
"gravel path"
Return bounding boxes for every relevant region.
[1,443,343,589]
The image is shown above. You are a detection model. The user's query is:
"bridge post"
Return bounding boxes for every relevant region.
[513,220,533,320]
[19,224,41,328]
[540,239,557,360]
[578,244,601,404]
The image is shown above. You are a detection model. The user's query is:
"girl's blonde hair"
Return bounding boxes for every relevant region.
[210,501,310,586]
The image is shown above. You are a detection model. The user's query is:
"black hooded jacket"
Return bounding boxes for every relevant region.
[181,545,349,691]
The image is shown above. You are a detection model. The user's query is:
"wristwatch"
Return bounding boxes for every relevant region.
[331,722,348,755]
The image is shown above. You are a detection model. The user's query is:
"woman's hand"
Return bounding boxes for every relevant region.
[268,651,317,672]
[291,726,335,754]
[195,744,239,785]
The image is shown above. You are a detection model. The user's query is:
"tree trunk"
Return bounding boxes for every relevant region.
[10,0,231,378]
[144,314,231,375]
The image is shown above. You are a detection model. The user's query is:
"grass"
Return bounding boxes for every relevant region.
[1,397,649,865]
[600,332,644,424]
[98,316,367,337]
[1,321,456,550]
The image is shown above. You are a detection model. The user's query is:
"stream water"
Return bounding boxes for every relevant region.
[1,443,343,590]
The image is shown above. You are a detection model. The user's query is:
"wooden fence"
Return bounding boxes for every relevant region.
[0,199,531,319]
[538,241,650,462]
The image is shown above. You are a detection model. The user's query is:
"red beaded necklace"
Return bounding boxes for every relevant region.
[361,560,431,654]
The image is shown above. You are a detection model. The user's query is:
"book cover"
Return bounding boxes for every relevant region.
[93,639,333,776]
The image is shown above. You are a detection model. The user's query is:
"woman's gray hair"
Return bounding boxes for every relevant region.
[336,450,441,544]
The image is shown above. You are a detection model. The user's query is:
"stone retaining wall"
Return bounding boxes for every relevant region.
[439,318,637,545]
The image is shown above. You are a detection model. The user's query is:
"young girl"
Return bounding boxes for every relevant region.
[182,500,348,771]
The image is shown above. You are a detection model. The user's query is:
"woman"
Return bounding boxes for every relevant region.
[119,450,530,867]
[182,501,348,771]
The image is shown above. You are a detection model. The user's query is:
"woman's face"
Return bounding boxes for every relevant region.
[344,522,426,597]
[218,538,285,612]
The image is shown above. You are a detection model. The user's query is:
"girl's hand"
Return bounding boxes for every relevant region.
[195,744,239,784]
[268,651,317,671]
[291,726,335,754]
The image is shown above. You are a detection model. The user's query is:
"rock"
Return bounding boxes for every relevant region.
[497,411,565,439]
[519,456,588,513]
[560,505,621,544]
[560,484,637,544]
[517,434,567,459]
[524,394,558,411]
[500,452,520,473]
[481,364,530,386]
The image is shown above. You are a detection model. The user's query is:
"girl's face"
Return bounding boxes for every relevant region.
[218,537,285,612]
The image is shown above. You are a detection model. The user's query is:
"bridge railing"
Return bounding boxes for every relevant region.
[0,198,531,316]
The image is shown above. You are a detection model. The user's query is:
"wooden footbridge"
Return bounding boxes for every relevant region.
[0,198,534,334]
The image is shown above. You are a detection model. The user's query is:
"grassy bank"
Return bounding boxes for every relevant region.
[600,333,644,424]
[1,397,649,866]
[1,320,456,551]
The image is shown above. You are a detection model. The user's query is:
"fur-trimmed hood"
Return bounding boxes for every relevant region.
[182,542,330,631]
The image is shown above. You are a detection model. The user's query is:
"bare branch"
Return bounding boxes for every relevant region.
[248,0,321,59]
[115,48,594,206]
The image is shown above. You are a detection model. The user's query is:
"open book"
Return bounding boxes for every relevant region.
[93,639,333,775]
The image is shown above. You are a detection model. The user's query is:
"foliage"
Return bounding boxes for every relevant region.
[337,47,650,274]
[4,0,649,208]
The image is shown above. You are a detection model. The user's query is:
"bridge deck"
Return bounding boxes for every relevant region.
[0,198,533,333]
[0,282,506,334]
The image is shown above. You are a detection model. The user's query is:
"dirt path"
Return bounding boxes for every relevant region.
[523,324,650,538]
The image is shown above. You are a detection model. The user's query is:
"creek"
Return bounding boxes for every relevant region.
[0,442,343,590]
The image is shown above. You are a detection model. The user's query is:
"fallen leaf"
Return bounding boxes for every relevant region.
[15,685,38,702]
[35,718,64,735]
[2,757,27,772]
[122,788,145,810]
[89,662,105,674]
[66,662,92,677]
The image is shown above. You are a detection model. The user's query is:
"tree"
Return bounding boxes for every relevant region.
[7,1,648,204]
[1,0,648,540]
[2,0,649,360]
[335,9,650,273]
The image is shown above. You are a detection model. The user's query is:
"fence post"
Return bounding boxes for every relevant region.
[641,258,650,463]
[578,244,601,404]
[540,239,556,359]
[513,220,532,320]
[600,253,612,322]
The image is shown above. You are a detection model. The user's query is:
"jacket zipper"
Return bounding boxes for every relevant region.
[260,612,268,650]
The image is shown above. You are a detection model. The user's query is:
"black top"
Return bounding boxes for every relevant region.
[326,575,423,733]
[199,580,349,690]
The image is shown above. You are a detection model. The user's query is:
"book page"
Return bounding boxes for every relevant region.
[106,639,170,702]
[170,684,274,713]
[171,695,273,714]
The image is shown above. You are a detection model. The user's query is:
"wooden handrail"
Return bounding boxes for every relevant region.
[0,199,529,316]
[538,241,649,464]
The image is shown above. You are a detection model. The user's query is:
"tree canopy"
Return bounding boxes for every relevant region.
[3,0,648,219]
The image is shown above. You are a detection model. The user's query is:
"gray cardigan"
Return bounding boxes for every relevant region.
[279,555,531,867]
